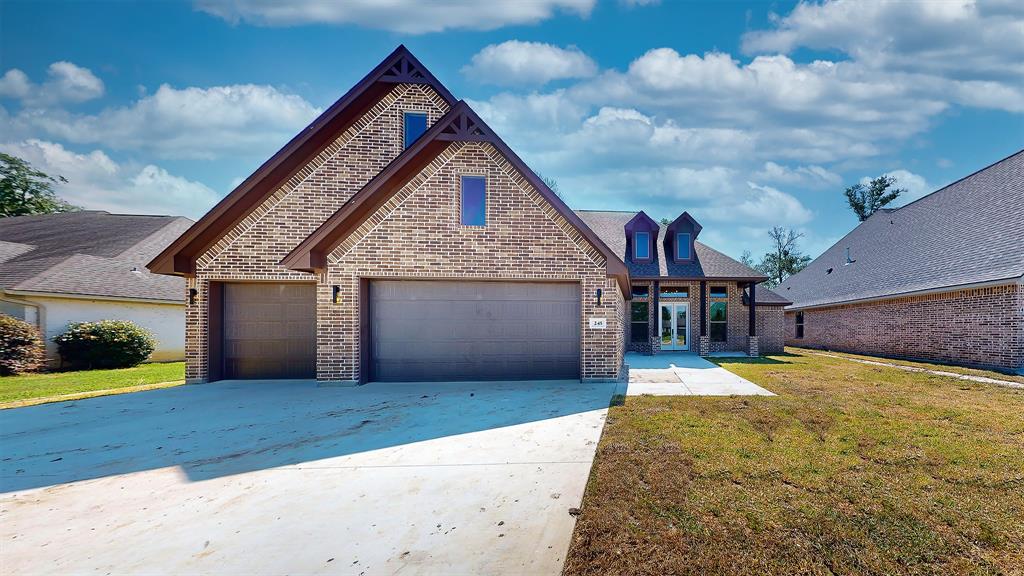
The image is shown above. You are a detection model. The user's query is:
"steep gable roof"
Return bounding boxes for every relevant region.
[147,45,456,276]
[1,211,192,302]
[281,101,631,298]
[575,210,767,281]
[779,149,1024,309]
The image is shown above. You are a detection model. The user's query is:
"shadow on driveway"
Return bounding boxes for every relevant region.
[1,379,614,493]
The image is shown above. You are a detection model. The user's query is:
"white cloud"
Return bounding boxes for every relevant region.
[0,139,220,218]
[754,161,842,189]
[11,83,320,159]
[0,70,32,99]
[195,0,595,33]
[0,62,105,106]
[863,169,932,206]
[741,0,1024,83]
[463,41,597,86]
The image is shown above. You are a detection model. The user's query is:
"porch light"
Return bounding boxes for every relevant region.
[188,288,198,306]
[332,285,341,304]
[596,288,603,306]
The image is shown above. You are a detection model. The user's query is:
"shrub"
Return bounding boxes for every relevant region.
[53,320,156,369]
[0,314,45,375]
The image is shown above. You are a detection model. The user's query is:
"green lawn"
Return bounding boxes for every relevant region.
[564,348,1024,575]
[0,362,185,407]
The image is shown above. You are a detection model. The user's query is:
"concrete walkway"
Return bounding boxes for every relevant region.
[623,352,774,396]
[1,379,614,575]
[806,351,1024,389]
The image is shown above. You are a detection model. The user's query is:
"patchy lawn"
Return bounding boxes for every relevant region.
[564,348,1024,576]
[791,346,1024,385]
[0,362,185,407]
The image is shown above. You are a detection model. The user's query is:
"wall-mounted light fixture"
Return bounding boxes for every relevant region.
[332,285,341,304]
[188,288,198,306]
[595,288,603,306]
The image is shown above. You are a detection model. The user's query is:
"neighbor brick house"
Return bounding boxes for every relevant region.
[148,46,787,385]
[778,150,1024,373]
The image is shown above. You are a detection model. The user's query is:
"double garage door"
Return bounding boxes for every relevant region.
[220,280,581,382]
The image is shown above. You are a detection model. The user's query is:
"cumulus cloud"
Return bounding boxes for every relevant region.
[0,139,220,217]
[195,0,595,33]
[9,83,320,159]
[865,169,932,206]
[741,0,1024,83]
[463,41,597,86]
[0,62,105,106]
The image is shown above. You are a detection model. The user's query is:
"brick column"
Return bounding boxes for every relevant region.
[698,280,709,356]
[747,335,759,357]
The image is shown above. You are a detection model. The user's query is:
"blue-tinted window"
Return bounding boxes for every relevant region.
[660,286,689,298]
[676,233,691,260]
[710,286,728,298]
[461,176,486,226]
[404,112,427,149]
[634,232,650,259]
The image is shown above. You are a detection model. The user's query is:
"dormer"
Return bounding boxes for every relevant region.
[624,211,659,263]
[664,211,702,264]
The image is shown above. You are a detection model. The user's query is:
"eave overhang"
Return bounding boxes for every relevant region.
[146,45,456,277]
[281,100,632,299]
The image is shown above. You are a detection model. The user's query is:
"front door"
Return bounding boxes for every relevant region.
[659,302,690,351]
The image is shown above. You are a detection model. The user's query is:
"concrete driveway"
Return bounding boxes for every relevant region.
[0,379,614,575]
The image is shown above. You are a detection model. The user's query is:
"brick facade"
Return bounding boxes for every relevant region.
[785,283,1024,372]
[322,141,623,383]
[185,83,449,382]
[184,83,625,383]
[625,280,785,357]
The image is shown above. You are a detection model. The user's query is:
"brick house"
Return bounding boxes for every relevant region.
[148,46,788,385]
[778,150,1024,374]
[577,211,789,357]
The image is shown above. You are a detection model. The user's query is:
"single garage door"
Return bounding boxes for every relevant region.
[370,280,581,382]
[222,283,316,379]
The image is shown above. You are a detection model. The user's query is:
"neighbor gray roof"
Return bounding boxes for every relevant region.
[575,210,789,304]
[0,211,193,302]
[779,150,1024,309]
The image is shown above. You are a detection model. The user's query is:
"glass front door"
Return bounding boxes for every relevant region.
[659,302,690,351]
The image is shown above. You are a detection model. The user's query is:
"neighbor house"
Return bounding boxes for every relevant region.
[0,210,193,365]
[148,46,788,385]
[778,150,1024,373]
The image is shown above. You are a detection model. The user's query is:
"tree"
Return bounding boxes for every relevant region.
[843,175,905,221]
[739,250,755,268]
[659,218,671,226]
[754,226,811,288]
[0,153,77,218]
[539,174,561,198]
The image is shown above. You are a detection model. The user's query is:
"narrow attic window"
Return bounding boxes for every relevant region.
[634,231,650,260]
[461,176,487,226]
[676,233,691,260]
[404,112,428,149]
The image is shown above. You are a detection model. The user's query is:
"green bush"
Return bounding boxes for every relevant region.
[0,314,45,375]
[53,320,156,369]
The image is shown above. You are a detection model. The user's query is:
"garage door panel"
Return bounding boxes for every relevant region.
[371,281,580,382]
[222,283,315,380]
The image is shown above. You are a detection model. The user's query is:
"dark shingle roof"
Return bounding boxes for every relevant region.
[575,210,767,279]
[0,211,193,302]
[779,150,1024,309]
[575,210,788,304]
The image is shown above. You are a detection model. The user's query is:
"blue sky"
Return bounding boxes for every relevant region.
[2,0,1021,260]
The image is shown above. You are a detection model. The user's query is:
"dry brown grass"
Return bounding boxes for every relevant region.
[563,348,1024,576]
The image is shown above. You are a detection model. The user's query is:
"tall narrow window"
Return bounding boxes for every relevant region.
[795,311,804,339]
[676,233,691,260]
[404,112,427,149]
[634,231,650,260]
[461,176,487,226]
[630,302,649,343]
[710,286,728,342]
